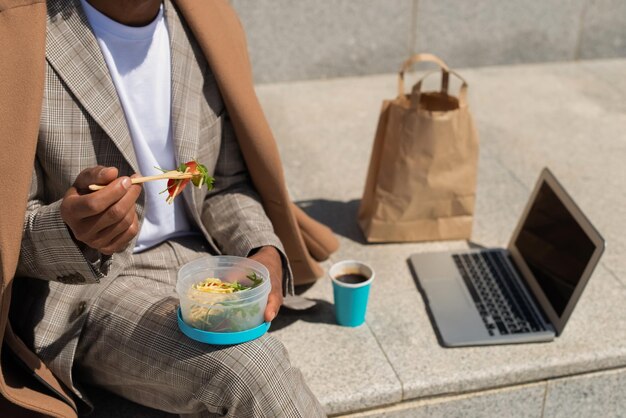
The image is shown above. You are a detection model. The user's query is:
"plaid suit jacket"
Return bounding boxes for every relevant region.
[11,0,286,398]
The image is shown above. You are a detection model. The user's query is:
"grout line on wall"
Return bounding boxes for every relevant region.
[409,0,419,56]
[574,0,591,61]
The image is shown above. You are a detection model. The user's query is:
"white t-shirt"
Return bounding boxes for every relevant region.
[81,0,193,252]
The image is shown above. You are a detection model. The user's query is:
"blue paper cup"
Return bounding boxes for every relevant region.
[329,260,375,327]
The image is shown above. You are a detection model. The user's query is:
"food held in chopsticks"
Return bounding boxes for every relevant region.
[87,159,214,201]
[158,160,214,204]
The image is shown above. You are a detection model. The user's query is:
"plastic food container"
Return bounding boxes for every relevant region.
[177,256,270,334]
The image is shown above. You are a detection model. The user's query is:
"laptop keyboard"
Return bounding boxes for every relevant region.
[453,251,544,336]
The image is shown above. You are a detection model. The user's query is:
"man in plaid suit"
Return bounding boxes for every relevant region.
[9,0,327,416]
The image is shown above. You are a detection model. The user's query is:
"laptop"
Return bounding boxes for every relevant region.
[409,168,605,347]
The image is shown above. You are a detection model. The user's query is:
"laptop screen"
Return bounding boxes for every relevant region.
[514,181,596,317]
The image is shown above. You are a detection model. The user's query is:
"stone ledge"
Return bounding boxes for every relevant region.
[89,59,626,416]
[333,368,625,418]
[257,58,626,415]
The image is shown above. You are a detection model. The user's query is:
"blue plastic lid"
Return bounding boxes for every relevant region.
[177,307,270,345]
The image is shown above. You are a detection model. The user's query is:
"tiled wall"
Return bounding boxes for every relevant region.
[230,0,626,83]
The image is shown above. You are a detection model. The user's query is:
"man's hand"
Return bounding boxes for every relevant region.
[60,166,142,255]
[249,246,283,322]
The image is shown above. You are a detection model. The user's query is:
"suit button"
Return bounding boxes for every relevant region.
[69,301,87,322]
[77,301,87,314]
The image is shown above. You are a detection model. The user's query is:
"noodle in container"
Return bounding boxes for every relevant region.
[177,256,271,333]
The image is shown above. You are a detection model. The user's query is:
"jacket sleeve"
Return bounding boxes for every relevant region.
[16,158,111,284]
[200,114,293,292]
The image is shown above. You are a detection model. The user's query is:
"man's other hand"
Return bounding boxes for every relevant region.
[60,166,142,255]
[249,246,283,322]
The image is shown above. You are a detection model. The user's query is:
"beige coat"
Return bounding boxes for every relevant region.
[0,0,338,416]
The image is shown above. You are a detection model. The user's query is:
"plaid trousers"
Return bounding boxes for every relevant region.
[73,236,325,417]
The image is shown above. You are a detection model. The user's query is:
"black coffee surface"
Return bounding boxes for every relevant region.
[335,273,368,284]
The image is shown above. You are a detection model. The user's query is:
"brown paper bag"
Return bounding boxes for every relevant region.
[358,53,479,242]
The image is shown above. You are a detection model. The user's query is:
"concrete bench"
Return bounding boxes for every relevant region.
[90,58,626,417]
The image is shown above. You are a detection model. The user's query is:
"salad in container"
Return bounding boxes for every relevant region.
[177,256,270,334]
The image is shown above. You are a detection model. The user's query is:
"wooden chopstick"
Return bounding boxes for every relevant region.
[88,171,193,191]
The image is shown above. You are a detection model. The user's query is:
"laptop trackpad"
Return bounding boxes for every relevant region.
[421,278,490,346]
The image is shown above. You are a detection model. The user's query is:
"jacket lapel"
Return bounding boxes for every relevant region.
[45,0,139,174]
[164,0,199,168]
[165,0,214,217]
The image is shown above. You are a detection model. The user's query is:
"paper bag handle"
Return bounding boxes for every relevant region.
[410,68,469,108]
[398,53,450,98]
